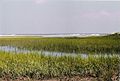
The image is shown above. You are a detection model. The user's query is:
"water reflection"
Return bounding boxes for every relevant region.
[0,46,88,57]
[0,46,119,58]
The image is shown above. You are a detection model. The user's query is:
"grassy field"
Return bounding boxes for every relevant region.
[0,34,119,81]
[0,51,119,81]
[0,34,120,54]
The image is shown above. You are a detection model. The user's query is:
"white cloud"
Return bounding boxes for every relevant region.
[80,12,109,18]
[100,11,111,16]
[34,0,47,4]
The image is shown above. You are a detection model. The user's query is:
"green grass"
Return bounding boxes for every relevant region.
[0,34,119,80]
[0,35,120,54]
[0,51,119,80]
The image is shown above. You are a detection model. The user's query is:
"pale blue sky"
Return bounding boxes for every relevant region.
[0,0,120,34]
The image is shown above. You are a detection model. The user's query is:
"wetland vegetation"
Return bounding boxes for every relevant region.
[0,33,119,81]
[0,52,119,81]
[0,34,120,54]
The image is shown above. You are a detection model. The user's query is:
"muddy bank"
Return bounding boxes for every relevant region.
[0,75,118,81]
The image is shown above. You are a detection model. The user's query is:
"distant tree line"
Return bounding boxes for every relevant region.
[107,32,120,37]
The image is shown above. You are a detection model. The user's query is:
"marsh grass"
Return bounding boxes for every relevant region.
[0,51,119,80]
[0,35,120,80]
[0,36,120,54]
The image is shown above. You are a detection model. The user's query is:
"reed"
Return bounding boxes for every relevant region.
[0,35,120,54]
[0,34,119,80]
[0,51,119,80]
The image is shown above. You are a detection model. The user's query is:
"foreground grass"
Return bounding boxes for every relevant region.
[0,51,119,81]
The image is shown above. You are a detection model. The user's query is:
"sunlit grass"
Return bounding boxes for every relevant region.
[0,34,119,80]
[0,51,119,80]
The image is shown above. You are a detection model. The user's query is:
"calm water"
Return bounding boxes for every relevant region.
[0,46,119,58]
[0,46,88,57]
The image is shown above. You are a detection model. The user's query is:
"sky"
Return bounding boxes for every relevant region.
[0,0,120,34]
